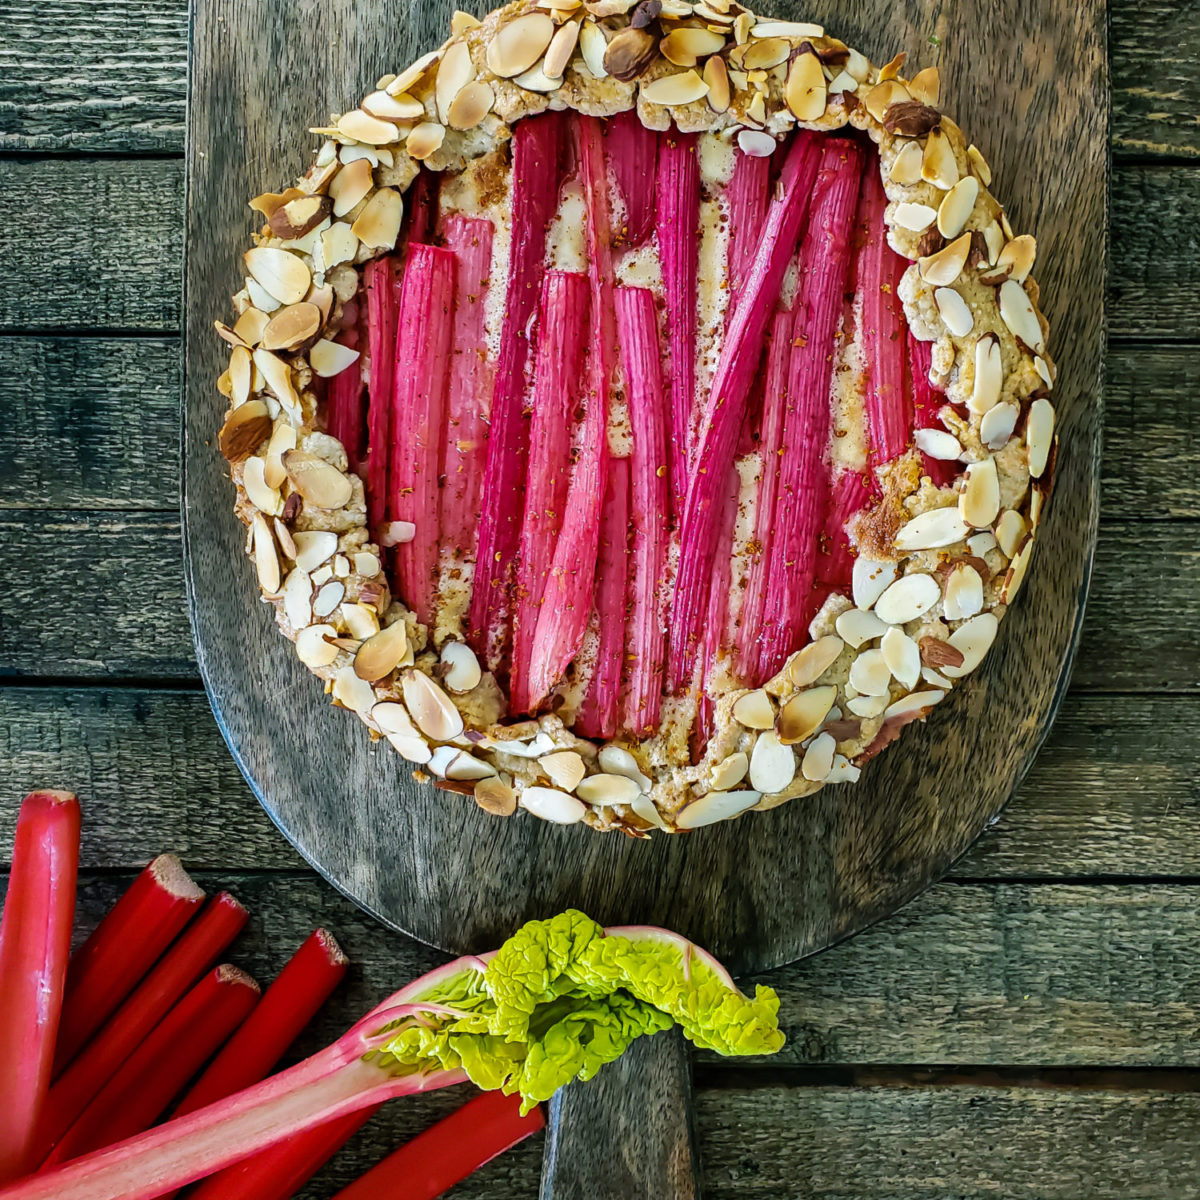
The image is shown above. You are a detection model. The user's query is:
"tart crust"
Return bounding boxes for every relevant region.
[214,0,1056,834]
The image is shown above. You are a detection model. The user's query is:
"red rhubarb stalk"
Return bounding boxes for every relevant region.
[908,331,958,487]
[402,169,440,248]
[388,243,456,628]
[616,286,668,737]
[174,929,348,1118]
[53,854,205,1077]
[757,139,864,679]
[0,790,80,1184]
[604,109,656,247]
[816,468,875,590]
[439,214,496,568]
[509,270,591,715]
[363,256,403,532]
[576,457,630,739]
[671,130,823,690]
[655,128,700,510]
[33,892,248,1161]
[43,966,261,1166]
[734,309,793,684]
[524,115,617,708]
[468,111,566,672]
[324,330,366,471]
[725,148,773,310]
[331,1090,545,1200]
[855,160,912,467]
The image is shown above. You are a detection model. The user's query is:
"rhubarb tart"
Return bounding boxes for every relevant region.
[214,0,1056,833]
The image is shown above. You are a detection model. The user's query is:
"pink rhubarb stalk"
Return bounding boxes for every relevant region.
[908,331,958,487]
[816,469,875,590]
[468,111,566,673]
[523,115,616,708]
[670,130,823,690]
[725,148,773,310]
[509,271,592,715]
[604,109,656,247]
[615,286,668,737]
[324,330,366,471]
[854,160,912,467]
[576,457,630,739]
[439,215,496,568]
[655,128,700,512]
[0,790,80,1184]
[757,139,864,680]
[733,309,793,685]
[363,256,403,533]
[387,243,456,628]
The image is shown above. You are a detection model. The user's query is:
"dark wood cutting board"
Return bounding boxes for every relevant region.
[184,4,1104,1186]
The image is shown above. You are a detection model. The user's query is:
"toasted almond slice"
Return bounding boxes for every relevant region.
[852,558,898,610]
[889,139,924,185]
[998,279,1046,354]
[474,777,516,816]
[312,580,346,618]
[263,423,296,489]
[913,427,961,460]
[997,234,1036,283]
[940,612,998,678]
[968,530,998,558]
[937,175,978,239]
[399,670,464,741]
[846,694,888,718]
[579,20,608,76]
[310,338,360,378]
[435,41,476,122]
[786,50,826,121]
[372,700,421,738]
[741,35,789,69]
[894,507,969,551]
[252,514,281,593]
[360,89,420,122]
[934,286,973,338]
[921,126,959,189]
[445,751,497,782]
[351,187,404,249]
[597,745,651,791]
[337,108,401,145]
[268,194,332,240]
[943,562,984,621]
[242,455,281,515]
[245,278,281,314]
[331,666,376,713]
[577,773,642,805]
[354,551,381,578]
[829,70,858,94]
[1026,397,1055,478]
[512,62,564,92]
[703,54,731,111]
[487,12,556,77]
[440,640,482,693]
[328,158,374,218]
[864,78,909,122]
[968,333,1003,414]
[1002,537,1034,602]
[296,623,339,668]
[748,731,796,793]
[710,752,749,791]
[777,686,837,745]
[767,635,844,693]
[252,348,300,413]
[907,66,940,106]
[982,219,1005,264]
[745,89,767,126]
[319,222,359,270]
[386,50,443,97]
[354,620,411,680]
[244,247,311,306]
[447,81,496,130]
[967,143,992,186]
[883,689,945,721]
[881,627,921,690]
[219,399,271,462]
[732,689,775,730]
[642,69,709,105]
[751,18,823,36]
[661,26,725,66]
[826,754,862,784]
[215,320,248,350]
[232,307,270,347]
[544,19,581,78]
[341,601,380,640]
[801,732,836,782]
[835,607,889,649]
[539,751,587,791]
[849,648,892,696]
[919,232,972,287]
[282,568,313,630]
[893,202,937,232]
[520,785,587,824]
[282,450,353,510]
[676,788,762,829]
[874,573,941,625]
[260,303,321,353]
[981,401,1019,450]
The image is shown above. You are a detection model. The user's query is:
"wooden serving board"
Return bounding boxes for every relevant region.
[184,0,1104,985]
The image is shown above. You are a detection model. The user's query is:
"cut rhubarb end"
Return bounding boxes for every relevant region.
[605,109,657,248]
[908,330,960,487]
[724,148,773,312]
[468,110,568,674]
[387,242,456,629]
[0,790,80,1184]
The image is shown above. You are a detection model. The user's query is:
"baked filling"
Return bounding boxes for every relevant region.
[215,0,1056,834]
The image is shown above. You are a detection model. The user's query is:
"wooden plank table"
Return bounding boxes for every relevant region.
[2,1,1198,1195]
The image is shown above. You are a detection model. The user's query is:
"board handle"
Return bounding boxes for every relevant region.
[539,1028,699,1199]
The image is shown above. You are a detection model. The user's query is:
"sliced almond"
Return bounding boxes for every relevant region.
[336,108,401,146]
[741,35,788,70]
[292,530,338,572]
[282,450,353,510]
[539,751,587,791]
[260,303,321,353]
[354,551,381,578]
[312,580,346,618]
[487,12,556,77]
[874,573,941,625]
[836,608,889,653]
[475,777,517,816]
[351,187,404,248]
[943,562,984,621]
[913,427,961,460]
[997,234,1036,284]
[881,626,921,690]
[751,19,823,35]
[883,689,944,721]
[219,399,271,462]
[849,648,892,696]
[244,247,311,306]
[966,143,992,185]
[268,194,332,240]
[436,40,476,122]
[703,54,731,112]
[577,773,641,805]
[440,640,482,693]
[994,509,1028,560]
[737,129,776,158]
[919,232,972,287]
[362,89,422,122]
[597,745,651,791]
[846,694,888,719]
[785,51,826,121]
[296,623,339,668]
[921,126,959,189]
[400,670,464,741]
[252,514,281,593]
[245,278,281,314]
[520,786,587,824]
[998,279,1046,354]
[331,666,376,713]
[265,425,296,491]
[511,62,565,92]
[732,689,775,730]
[1026,397,1055,478]
[578,20,609,76]
[936,175,978,239]
[252,347,300,413]
[748,731,796,793]
[934,286,973,338]
[980,401,1019,450]
[242,455,281,515]
[800,732,836,783]
[310,338,360,378]
[661,26,725,66]
[907,66,940,106]
[341,601,380,640]
[982,219,1005,264]
[968,333,1003,414]
[447,81,496,130]
[893,202,937,232]
[767,635,844,693]
[852,558,899,610]
[282,567,313,630]
[372,700,423,739]
[319,222,359,270]
[777,686,837,745]
[710,752,749,791]
[386,50,444,97]
[893,507,969,551]
[940,612,998,678]
[273,517,297,561]
[968,531,999,558]
[328,158,374,218]
[864,78,909,122]
[355,620,411,681]
[445,752,497,782]
[1002,537,1034,603]
[676,789,762,829]
[642,69,709,106]
[543,19,581,78]
[889,140,924,185]
[232,307,270,347]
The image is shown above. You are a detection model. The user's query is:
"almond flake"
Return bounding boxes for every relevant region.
[232,307,270,347]
[351,187,404,247]
[579,21,609,76]
[913,427,961,460]
[310,338,360,378]
[244,247,311,306]
[710,752,749,790]
[1026,397,1055,478]
[880,627,921,689]
[785,51,826,121]
[520,785,587,824]
[852,557,899,610]
[921,126,959,189]
[894,507,969,551]
[242,455,281,515]
[642,69,709,105]
[846,694,888,718]
[934,286,973,337]
[936,175,978,239]
[768,635,844,692]
[337,108,401,146]
[942,561,984,621]
[994,509,1028,559]
[355,620,411,681]
[864,79,909,122]
[512,62,564,92]
[400,670,464,741]
[874,572,941,625]
[1002,537,1034,603]
[828,70,858,94]
[884,689,944,721]
[889,140,924,184]
[661,26,725,66]
[907,66,940,106]
[737,129,776,157]
[386,50,443,97]
[748,730,796,793]
[260,303,321,353]
[445,752,497,782]
[219,399,271,462]
[252,348,300,414]
[320,222,359,270]
[998,279,1046,354]
[597,745,651,791]
[940,612,998,678]
[676,789,762,829]
[282,450,353,510]
[440,640,482,693]
[312,579,346,618]
[296,624,339,668]
[980,401,1019,450]
[741,35,789,69]
[341,602,380,640]
[849,648,892,696]
[969,333,1003,414]
[544,19,582,77]
[752,19,823,35]
[447,81,496,130]
[997,234,1036,283]
[835,607,889,649]
[331,666,375,713]
[577,773,641,805]
[960,458,1001,527]
[282,568,313,629]
[252,514,281,593]
[801,732,836,782]
[777,686,837,744]
[474,777,516,816]
[966,143,992,185]
[436,40,476,122]
[893,202,937,232]
[919,232,972,287]
[732,689,775,730]
[487,12,556,77]
[539,751,587,791]
[292,530,338,572]
[328,158,374,218]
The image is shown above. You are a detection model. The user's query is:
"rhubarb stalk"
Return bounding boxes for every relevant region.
[656,128,700,510]
[908,331,958,487]
[757,139,864,679]
[616,286,668,737]
[523,116,617,708]
[671,130,823,689]
[725,148,773,310]
[363,256,403,532]
[388,243,456,628]
[468,111,566,672]
[33,892,247,1161]
[324,330,366,471]
[0,790,80,1184]
[855,160,912,467]
[576,457,630,740]
[509,270,591,715]
[54,854,205,1076]
[439,214,496,568]
[43,966,260,1166]
[604,109,656,247]
[816,468,875,590]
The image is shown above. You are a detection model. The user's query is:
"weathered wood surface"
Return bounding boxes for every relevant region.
[0,0,1186,158]
[1,688,1198,880]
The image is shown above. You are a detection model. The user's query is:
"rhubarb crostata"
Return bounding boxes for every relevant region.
[214,0,1056,833]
